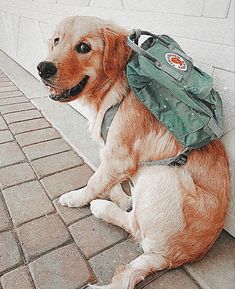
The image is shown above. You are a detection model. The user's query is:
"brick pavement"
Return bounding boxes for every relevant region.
[0,69,234,289]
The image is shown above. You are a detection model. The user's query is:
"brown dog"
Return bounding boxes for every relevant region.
[37,16,230,289]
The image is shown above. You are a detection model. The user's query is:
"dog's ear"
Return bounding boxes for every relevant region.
[101,27,132,79]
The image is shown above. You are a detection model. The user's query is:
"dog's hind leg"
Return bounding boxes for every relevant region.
[86,253,168,289]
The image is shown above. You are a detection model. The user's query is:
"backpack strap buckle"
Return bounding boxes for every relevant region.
[168,148,191,166]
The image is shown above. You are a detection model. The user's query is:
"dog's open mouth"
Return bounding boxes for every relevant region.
[48,75,89,101]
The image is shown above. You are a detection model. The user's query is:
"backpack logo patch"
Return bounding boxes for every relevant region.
[165,53,187,71]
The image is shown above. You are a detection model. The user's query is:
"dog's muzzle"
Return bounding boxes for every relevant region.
[49,75,89,102]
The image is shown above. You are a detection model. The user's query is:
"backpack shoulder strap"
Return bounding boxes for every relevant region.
[101,102,121,143]
[140,148,191,167]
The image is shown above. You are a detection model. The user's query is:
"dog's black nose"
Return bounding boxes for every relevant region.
[37,61,57,79]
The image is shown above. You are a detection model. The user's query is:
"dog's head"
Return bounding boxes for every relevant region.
[37,16,131,103]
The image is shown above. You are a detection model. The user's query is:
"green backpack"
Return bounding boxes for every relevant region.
[126,30,223,166]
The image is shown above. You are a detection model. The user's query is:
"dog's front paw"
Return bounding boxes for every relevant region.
[59,188,90,207]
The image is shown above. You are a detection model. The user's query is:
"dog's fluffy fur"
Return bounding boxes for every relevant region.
[39,16,230,289]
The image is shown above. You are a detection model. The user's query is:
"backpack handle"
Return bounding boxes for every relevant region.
[127,30,182,81]
[129,29,170,47]
[128,29,193,63]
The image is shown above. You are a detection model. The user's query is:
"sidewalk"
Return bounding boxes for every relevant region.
[0,69,234,289]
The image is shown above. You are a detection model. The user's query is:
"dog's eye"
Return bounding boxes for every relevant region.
[76,42,91,53]
[54,37,60,46]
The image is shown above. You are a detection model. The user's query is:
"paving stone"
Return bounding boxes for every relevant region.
[143,269,200,289]
[0,90,23,99]
[0,86,18,93]
[0,266,34,289]
[17,214,71,261]
[53,198,91,225]
[15,127,60,147]
[41,165,94,199]
[0,130,14,144]
[0,116,7,130]
[0,142,25,167]
[9,118,50,134]
[89,238,143,284]
[0,163,36,189]
[0,231,22,274]
[3,181,54,226]
[0,96,28,106]
[4,110,42,124]
[23,138,71,161]
[0,102,34,114]
[0,196,11,232]
[184,230,235,289]
[28,243,95,289]
[0,81,14,87]
[31,151,84,179]
[69,215,128,259]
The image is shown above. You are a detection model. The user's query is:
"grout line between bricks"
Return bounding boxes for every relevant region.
[136,270,167,289]
[0,82,15,87]
[14,125,58,136]
[18,135,61,149]
[25,148,72,162]
[0,94,24,100]
[10,119,52,136]
[0,158,27,170]
[4,116,43,125]
[0,174,37,191]
[87,235,133,261]
[0,192,14,233]
[0,100,30,107]
[0,227,25,277]
[0,78,16,82]
[0,99,30,107]
[25,266,37,289]
[1,108,40,116]
[1,107,38,116]
[0,88,20,93]
[25,237,74,264]
[14,211,56,230]
[182,266,205,289]
[63,209,92,226]
[0,139,14,145]
[36,163,84,180]
[0,262,23,279]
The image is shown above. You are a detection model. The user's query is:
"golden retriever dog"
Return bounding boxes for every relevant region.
[37,16,230,289]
